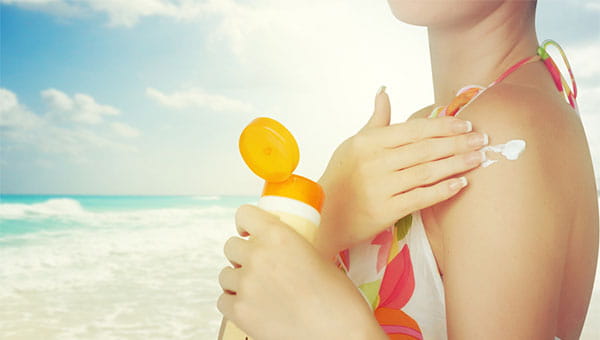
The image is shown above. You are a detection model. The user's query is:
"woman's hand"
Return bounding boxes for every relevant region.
[218,205,388,340]
[315,87,488,259]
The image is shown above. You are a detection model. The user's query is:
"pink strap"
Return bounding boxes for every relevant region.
[491,55,541,86]
[537,40,579,111]
[428,40,579,119]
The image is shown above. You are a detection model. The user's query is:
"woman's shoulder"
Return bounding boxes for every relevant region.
[431,81,579,339]
[432,80,598,339]
[459,81,588,192]
[438,80,585,215]
[459,81,579,151]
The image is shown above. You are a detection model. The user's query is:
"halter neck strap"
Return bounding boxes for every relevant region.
[430,40,579,118]
[537,39,578,111]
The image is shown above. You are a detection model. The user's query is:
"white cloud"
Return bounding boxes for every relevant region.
[567,43,600,82]
[72,93,120,123]
[0,88,42,129]
[84,0,183,27]
[0,0,82,18]
[584,0,600,11]
[111,122,141,138]
[146,87,255,113]
[41,88,74,111]
[563,41,600,116]
[1,88,138,162]
[41,88,120,124]
[0,0,316,58]
[0,0,228,27]
[578,85,600,116]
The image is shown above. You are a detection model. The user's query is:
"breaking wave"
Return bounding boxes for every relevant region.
[0,197,239,339]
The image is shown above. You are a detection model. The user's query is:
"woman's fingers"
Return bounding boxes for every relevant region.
[363,86,391,130]
[219,266,239,294]
[224,236,250,268]
[235,204,280,238]
[388,176,469,218]
[385,131,489,171]
[375,116,473,148]
[387,151,485,196]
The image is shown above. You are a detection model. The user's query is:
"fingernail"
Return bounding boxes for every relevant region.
[453,120,472,133]
[466,150,486,165]
[377,85,387,96]
[449,176,468,192]
[468,132,488,147]
[480,150,487,163]
[465,120,472,132]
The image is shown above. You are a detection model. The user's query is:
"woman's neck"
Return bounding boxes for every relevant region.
[428,2,539,106]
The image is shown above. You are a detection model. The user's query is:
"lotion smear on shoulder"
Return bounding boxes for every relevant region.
[481,139,526,168]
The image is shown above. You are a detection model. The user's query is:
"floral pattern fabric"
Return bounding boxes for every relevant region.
[335,40,577,340]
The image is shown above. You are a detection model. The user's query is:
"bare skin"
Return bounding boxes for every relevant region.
[397,1,598,338]
[416,73,598,340]
[218,1,598,338]
[218,93,486,340]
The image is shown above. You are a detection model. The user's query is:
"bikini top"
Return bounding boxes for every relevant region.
[429,39,579,119]
[336,40,577,340]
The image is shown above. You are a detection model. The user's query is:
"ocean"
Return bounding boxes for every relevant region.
[0,195,255,340]
[0,195,598,339]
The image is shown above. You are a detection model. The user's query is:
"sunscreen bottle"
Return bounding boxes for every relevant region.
[218,117,325,340]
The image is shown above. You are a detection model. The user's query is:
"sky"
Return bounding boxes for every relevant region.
[0,0,599,195]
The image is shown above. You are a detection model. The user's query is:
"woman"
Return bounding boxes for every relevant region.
[217,1,598,339]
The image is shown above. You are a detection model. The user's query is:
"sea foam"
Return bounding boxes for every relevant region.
[0,198,86,219]
[0,197,241,339]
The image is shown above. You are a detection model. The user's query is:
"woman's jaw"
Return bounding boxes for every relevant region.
[387,0,539,106]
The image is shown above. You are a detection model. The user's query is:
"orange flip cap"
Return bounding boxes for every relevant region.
[239,117,299,183]
[239,117,324,212]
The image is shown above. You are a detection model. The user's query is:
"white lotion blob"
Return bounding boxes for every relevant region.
[481,139,526,168]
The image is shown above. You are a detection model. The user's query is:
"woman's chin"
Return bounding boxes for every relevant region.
[386,0,439,27]
[386,0,507,29]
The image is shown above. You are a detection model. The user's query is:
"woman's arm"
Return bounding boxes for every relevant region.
[315,89,486,260]
[435,84,574,339]
[218,88,487,339]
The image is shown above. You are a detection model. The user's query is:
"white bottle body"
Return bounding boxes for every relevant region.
[258,195,320,242]
[218,196,320,340]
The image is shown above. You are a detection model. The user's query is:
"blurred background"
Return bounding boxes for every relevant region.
[1,0,598,339]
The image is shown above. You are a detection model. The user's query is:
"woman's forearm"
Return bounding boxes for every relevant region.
[314,176,347,261]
